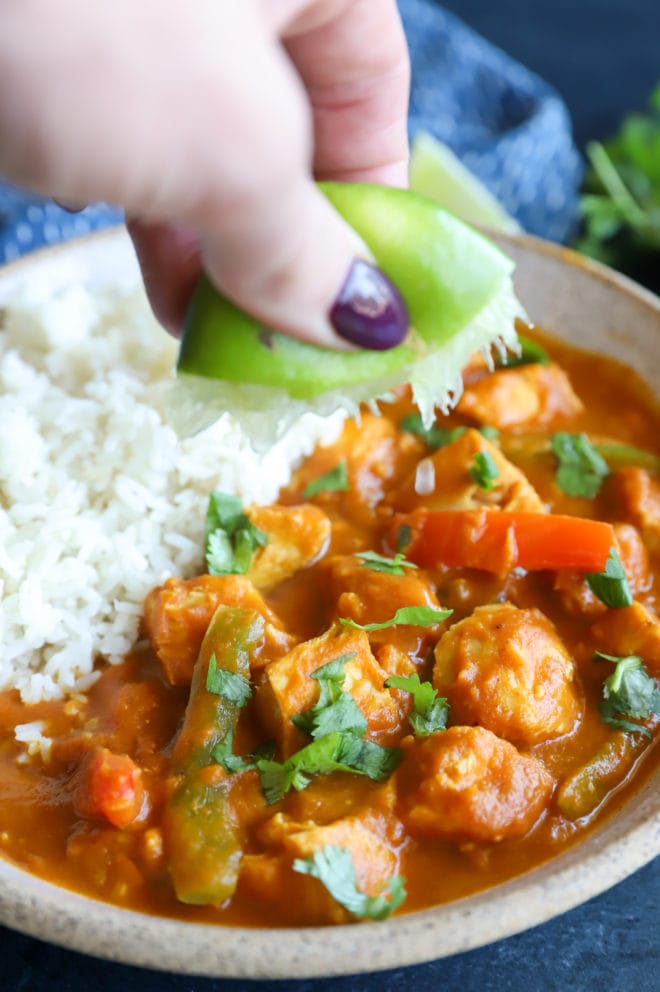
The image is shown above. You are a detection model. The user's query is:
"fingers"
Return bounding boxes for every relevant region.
[127,222,201,337]
[0,1,410,348]
[281,0,410,188]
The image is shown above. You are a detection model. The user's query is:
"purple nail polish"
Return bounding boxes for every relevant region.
[329,260,409,350]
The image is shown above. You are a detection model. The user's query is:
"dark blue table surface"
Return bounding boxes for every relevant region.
[2,1,658,988]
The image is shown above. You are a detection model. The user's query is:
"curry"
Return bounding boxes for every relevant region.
[0,329,658,926]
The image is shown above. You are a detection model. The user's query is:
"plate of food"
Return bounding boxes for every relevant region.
[0,204,657,979]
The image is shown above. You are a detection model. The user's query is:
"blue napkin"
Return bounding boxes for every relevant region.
[0,1,582,265]
[400,0,583,241]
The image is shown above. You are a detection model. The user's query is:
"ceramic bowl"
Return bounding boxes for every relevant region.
[0,229,657,978]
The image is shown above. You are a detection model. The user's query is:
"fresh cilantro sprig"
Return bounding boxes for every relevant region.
[551,432,610,498]
[586,547,633,608]
[400,415,499,451]
[204,491,267,576]
[256,732,402,805]
[573,83,660,283]
[595,650,660,737]
[291,654,366,739]
[212,730,275,773]
[469,451,500,491]
[339,605,452,633]
[304,462,349,499]
[355,550,418,575]
[293,844,406,920]
[385,673,449,737]
[206,653,252,707]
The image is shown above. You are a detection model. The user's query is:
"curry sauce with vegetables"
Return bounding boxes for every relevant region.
[0,330,658,926]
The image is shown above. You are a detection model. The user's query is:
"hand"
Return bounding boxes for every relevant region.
[0,0,410,348]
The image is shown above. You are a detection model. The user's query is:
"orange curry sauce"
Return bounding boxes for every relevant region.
[0,330,658,926]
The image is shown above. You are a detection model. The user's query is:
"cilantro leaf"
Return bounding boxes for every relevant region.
[339,605,452,632]
[304,462,349,499]
[594,650,660,736]
[306,692,368,740]
[211,731,276,774]
[204,491,267,576]
[291,653,366,739]
[386,673,449,737]
[255,731,402,805]
[355,550,418,575]
[468,451,500,491]
[206,653,252,707]
[211,728,254,773]
[399,414,465,451]
[551,432,610,498]
[293,844,406,921]
[400,415,499,450]
[586,547,633,608]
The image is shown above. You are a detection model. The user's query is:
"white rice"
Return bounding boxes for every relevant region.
[0,284,344,704]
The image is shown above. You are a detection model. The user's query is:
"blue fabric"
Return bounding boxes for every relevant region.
[400,0,583,241]
[0,1,582,265]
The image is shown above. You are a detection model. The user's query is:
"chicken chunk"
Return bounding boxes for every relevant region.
[609,467,660,553]
[553,522,652,619]
[433,603,581,745]
[239,811,400,925]
[591,601,660,677]
[457,364,583,429]
[245,504,330,590]
[399,726,554,842]
[256,626,406,755]
[143,575,293,685]
[293,413,421,532]
[391,429,545,514]
[322,553,446,660]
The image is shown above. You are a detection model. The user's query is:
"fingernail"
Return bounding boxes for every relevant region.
[329,260,409,350]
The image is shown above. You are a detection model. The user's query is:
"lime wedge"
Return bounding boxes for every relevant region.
[173,183,522,447]
[409,132,521,234]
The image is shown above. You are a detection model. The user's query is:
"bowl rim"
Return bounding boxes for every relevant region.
[0,226,657,979]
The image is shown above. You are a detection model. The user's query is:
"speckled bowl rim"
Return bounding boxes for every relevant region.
[0,228,657,979]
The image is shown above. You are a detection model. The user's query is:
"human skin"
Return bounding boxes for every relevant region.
[0,0,410,346]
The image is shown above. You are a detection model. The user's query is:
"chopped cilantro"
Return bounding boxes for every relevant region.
[479,425,500,441]
[355,550,418,575]
[303,462,349,499]
[206,653,252,707]
[386,673,449,737]
[586,547,633,608]
[551,432,610,498]
[468,451,500,491]
[400,414,499,451]
[212,730,275,774]
[339,605,452,632]
[293,845,406,920]
[291,654,366,739]
[204,491,267,575]
[595,650,660,736]
[255,731,402,805]
[211,728,254,773]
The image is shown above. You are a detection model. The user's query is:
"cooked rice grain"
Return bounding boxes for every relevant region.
[0,286,343,703]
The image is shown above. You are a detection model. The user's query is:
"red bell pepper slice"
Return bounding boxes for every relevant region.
[391,509,615,576]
